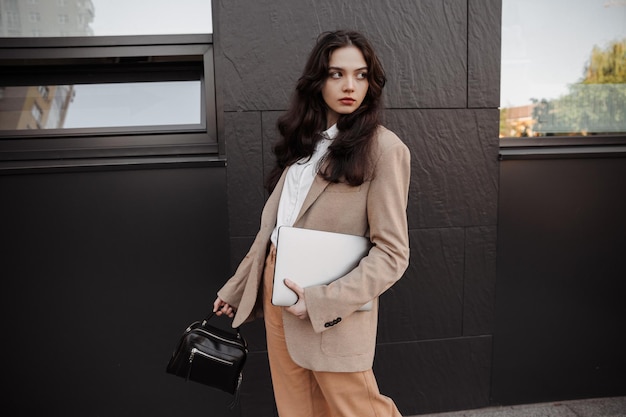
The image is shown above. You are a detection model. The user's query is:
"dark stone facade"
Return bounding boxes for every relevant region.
[213,0,501,414]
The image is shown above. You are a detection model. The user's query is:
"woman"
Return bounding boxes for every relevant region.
[214,30,410,417]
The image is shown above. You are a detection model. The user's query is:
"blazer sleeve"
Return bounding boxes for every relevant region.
[217,242,258,307]
[305,134,411,333]
[216,168,286,324]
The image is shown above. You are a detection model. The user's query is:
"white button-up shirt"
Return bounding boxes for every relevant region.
[270,124,338,246]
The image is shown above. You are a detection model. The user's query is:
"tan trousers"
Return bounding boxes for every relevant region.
[262,245,402,417]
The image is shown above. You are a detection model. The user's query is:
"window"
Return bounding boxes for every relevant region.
[0,1,217,165]
[0,0,212,38]
[20,80,201,129]
[0,35,218,161]
[501,0,626,138]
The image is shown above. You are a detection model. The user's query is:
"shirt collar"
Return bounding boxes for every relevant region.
[323,124,338,140]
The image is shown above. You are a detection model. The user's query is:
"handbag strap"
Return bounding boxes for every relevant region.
[201,312,244,341]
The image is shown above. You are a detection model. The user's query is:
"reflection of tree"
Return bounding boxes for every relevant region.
[583,40,626,84]
[531,38,626,136]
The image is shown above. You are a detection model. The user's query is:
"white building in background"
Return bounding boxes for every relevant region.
[0,0,92,131]
[0,0,95,37]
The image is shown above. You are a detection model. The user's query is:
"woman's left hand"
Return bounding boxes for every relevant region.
[284,279,309,320]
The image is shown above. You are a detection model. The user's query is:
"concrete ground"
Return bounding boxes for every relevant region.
[408,396,626,417]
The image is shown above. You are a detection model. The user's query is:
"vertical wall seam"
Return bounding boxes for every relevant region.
[466,0,470,109]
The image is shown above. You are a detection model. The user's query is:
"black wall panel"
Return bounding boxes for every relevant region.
[0,164,234,416]
[374,336,493,414]
[493,156,626,405]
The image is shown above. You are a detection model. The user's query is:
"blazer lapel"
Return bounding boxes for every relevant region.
[293,173,330,225]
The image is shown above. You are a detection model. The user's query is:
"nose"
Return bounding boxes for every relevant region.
[343,76,355,92]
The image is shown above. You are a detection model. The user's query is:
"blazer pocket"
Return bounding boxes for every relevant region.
[320,314,372,357]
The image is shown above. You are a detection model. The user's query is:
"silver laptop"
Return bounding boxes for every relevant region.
[272,226,373,311]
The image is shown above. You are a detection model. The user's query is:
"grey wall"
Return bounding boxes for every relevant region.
[213,0,501,415]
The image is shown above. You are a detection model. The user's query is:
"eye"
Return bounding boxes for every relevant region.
[357,72,368,80]
[329,71,342,79]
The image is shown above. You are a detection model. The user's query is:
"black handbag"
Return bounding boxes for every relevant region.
[166,312,247,403]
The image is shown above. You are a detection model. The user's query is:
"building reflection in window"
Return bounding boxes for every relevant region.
[0,0,95,37]
[501,0,626,138]
[0,0,212,38]
[0,81,202,131]
[0,85,73,130]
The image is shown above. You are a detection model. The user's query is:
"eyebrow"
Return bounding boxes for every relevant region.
[328,66,368,72]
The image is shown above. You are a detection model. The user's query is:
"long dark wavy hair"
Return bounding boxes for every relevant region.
[265,30,387,192]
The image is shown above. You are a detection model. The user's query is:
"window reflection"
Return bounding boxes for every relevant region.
[0,0,95,37]
[501,0,626,138]
[0,81,202,131]
[0,0,211,37]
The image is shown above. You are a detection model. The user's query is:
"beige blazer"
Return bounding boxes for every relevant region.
[217,126,410,372]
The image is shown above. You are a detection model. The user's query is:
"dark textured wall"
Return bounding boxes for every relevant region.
[213,0,501,415]
[0,164,234,416]
[494,156,626,405]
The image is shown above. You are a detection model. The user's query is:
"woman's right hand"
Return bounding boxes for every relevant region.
[213,296,236,318]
